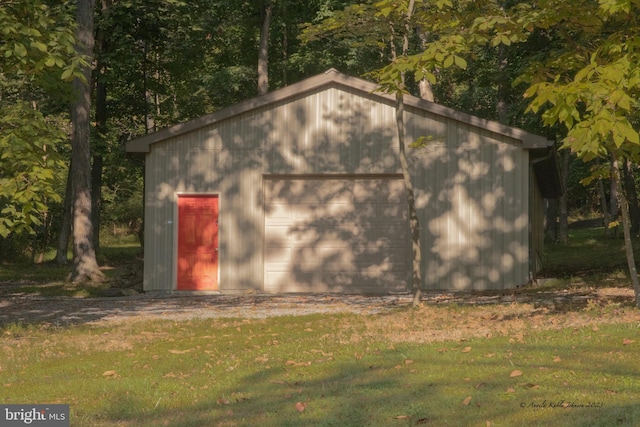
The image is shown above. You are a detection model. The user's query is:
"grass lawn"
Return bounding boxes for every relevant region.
[1,313,639,426]
[1,226,640,426]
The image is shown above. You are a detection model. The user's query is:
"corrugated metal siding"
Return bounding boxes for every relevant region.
[405,110,530,290]
[143,85,533,292]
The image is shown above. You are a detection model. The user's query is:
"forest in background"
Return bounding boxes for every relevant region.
[2,0,640,286]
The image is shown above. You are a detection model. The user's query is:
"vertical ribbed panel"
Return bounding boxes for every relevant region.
[405,109,530,290]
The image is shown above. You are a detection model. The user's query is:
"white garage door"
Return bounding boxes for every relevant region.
[264,177,409,293]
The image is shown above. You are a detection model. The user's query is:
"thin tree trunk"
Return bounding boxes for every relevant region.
[417,29,434,102]
[258,0,272,95]
[390,0,422,306]
[558,149,570,242]
[545,198,558,242]
[612,155,640,308]
[622,159,640,234]
[37,208,49,263]
[56,162,73,265]
[282,20,288,86]
[496,44,509,123]
[597,159,612,236]
[69,0,105,283]
[610,158,619,221]
[396,92,423,306]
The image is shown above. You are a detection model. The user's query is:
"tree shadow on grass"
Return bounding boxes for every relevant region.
[91,341,640,427]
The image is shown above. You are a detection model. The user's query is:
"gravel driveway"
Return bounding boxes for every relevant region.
[0,283,635,328]
[0,293,415,327]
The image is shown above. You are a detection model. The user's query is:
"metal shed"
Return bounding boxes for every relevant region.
[126,69,561,294]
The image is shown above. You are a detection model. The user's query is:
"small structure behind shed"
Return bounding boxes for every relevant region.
[126,69,561,294]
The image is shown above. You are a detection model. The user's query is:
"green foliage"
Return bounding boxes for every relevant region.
[0,1,84,238]
[301,1,517,97]
[0,1,82,81]
[0,102,66,237]
[516,1,640,163]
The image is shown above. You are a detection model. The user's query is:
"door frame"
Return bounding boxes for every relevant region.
[173,192,221,292]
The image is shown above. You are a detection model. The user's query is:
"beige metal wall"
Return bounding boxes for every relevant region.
[143,84,532,292]
[405,110,530,290]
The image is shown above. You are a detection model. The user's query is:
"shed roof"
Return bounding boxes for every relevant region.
[125,68,553,153]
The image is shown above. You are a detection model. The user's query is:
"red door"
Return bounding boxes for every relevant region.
[177,195,219,290]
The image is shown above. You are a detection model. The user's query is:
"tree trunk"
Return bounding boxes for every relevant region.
[416,29,434,102]
[622,159,640,234]
[396,92,423,306]
[258,0,272,95]
[91,154,103,255]
[558,149,570,242]
[610,158,619,221]
[55,163,73,265]
[69,0,105,283]
[496,44,509,123]
[390,0,422,306]
[612,156,640,308]
[418,79,434,102]
[282,20,288,87]
[37,208,50,263]
[597,159,611,236]
[545,198,558,242]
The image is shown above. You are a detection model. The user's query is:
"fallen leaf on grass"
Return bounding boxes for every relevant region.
[506,388,515,393]
[394,415,410,420]
[623,338,635,345]
[102,370,118,377]
[168,349,191,354]
[462,396,472,406]
[295,402,307,413]
[461,346,472,353]
[417,417,430,424]
[553,356,561,362]
[510,370,523,378]
[217,398,231,405]
[404,359,414,365]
